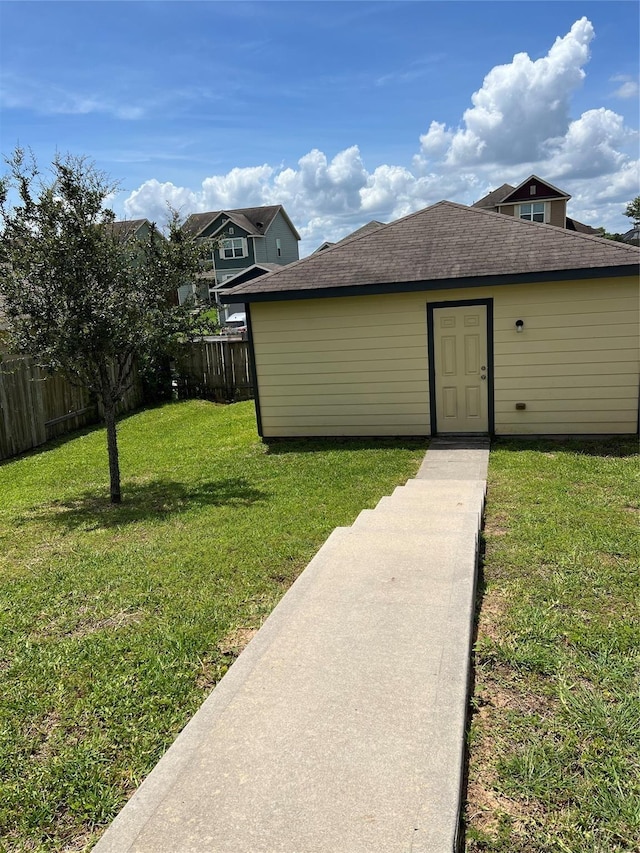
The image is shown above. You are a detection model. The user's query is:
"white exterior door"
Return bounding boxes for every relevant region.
[433,304,489,433]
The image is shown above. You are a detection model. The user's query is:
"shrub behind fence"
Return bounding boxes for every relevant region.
[174,338,253,403]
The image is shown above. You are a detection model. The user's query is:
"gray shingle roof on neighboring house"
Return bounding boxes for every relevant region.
[183,206,301,240]
[339,220,386,240]
[223,201,639,303]
[313,220,386,253]
[472,184,515,209]
[110,219,151,240]
[215,263,282,288]
[566,218,599,235]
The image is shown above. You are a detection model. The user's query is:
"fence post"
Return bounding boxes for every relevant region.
[222,341,235,400]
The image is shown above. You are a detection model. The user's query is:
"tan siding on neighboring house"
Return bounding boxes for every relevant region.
[251,276,639,437]
[548,199,567,228]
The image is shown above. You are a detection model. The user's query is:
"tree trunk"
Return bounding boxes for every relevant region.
[104,403,121,504]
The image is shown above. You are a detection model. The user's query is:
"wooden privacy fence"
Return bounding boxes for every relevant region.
[0,355,143,462]
[174,337,253,403]
[0,339,253,462]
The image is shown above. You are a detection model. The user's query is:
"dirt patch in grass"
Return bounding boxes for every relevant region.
[27,709,63,761]
[475,589,510,644]
[195,627,260,691]
[218,626,258,655]
[466,779,540,837]
[484,512,509,536]
[69,609,145,638]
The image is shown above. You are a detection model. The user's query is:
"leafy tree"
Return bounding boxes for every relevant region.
[624,196,640,226]
[595,227,626,242]
[0,149,204,503]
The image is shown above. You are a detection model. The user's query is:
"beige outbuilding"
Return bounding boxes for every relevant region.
[222,202,639,438]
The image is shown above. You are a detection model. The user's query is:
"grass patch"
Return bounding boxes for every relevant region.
[0,399,427,852]
[465,437,640,853]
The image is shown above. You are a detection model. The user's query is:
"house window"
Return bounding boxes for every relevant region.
[519,202,546,223]
[276,238,282,257]
[220,237,247,259]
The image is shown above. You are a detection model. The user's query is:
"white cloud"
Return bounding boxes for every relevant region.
[613,80,639,99]
[548,108,633,179]
[124,179,198,223]
[0,73,145,120]
[418,17,595,168]
[122,17,639,252]
[269,147,369,217]
[201,166,275,209]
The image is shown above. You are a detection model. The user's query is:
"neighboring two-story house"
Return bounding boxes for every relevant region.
[110,218,155,242]
[181,205,300,320]
[472,175,599,234]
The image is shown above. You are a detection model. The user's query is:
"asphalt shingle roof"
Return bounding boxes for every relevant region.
[183,206,300,240]
[224,201,639,302]
[472,184,515,209]
[110,219,149,240]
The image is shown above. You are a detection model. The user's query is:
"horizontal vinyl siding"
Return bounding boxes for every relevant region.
[252,297,429,437]
[491,278,638,434]
[251,276,639,437]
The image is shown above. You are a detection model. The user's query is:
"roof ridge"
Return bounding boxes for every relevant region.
[455,203,640,252]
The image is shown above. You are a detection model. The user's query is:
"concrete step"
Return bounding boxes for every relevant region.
[398,478,486,504]
[351,507,480,538]
[376,491,484,516]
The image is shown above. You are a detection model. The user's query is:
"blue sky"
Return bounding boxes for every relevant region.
[1,1,638,255]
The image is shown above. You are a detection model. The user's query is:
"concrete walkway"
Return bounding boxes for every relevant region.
[93,438,489,853]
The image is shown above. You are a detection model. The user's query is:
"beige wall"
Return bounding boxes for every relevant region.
[548,199,567,228]
[498,200,566,227]
[251,276,639,437]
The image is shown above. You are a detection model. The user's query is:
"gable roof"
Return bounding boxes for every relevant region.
[472,184,515,209]
[566,218,599,235]
[214,263,282,289]
[474,182,597,234]
[473,175,570,209]
[500,174,570,204]
[183,205,301,240]
[313,220,386,253]
[110,219,151,240]
[222,201,639,303]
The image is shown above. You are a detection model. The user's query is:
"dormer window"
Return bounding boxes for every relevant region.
[518,202,546,223]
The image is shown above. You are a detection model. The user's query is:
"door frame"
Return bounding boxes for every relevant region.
[426,297,495,436]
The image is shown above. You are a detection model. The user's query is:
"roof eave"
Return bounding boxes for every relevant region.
[501,174,571,204]
[220,264,639,303]
[265,205,301,241]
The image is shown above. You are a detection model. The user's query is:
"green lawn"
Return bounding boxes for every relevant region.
[466,437,640,853]
[0,400,427,852]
